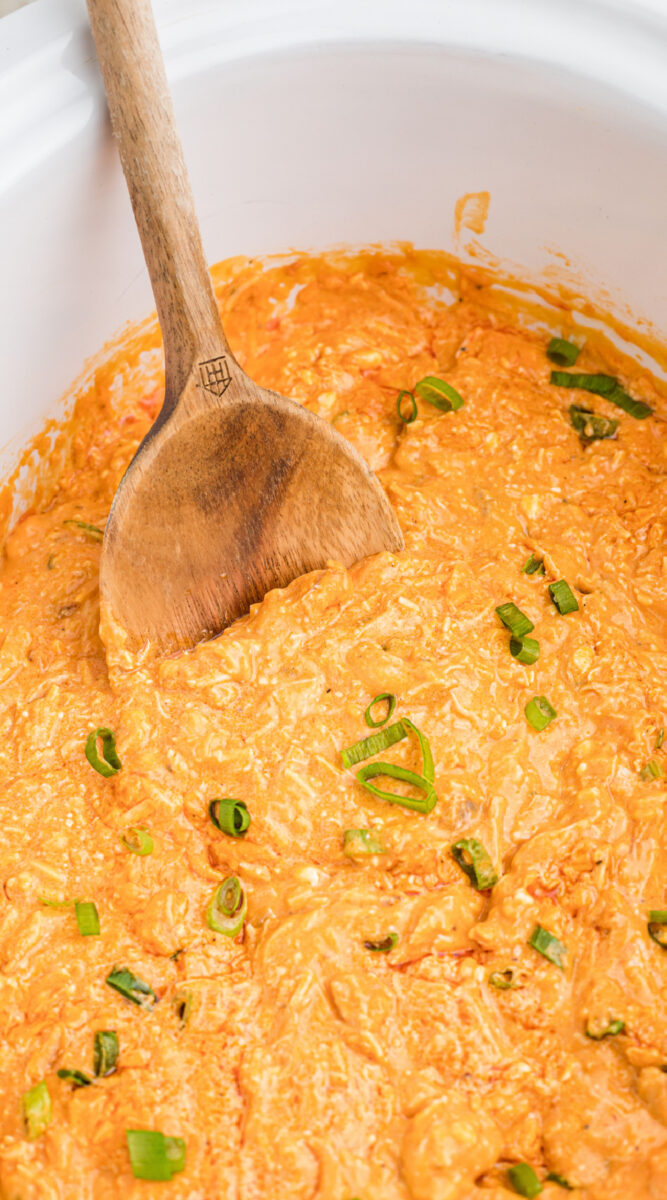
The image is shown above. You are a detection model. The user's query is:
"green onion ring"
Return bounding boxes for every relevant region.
[85,728,122,778]
[396,390,417,423]
[94,1031,119,1076]
[121,827,154,856]
[364,931,398,953]
[206,875,247,937]
[356,762,437,813]
[209,798,251,837]
[414,375,464,412]
[364,692,397,728]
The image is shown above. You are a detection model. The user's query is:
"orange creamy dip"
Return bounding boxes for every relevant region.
[0,249,665,1199]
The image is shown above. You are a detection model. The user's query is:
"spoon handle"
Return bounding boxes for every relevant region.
[86,0,228,407]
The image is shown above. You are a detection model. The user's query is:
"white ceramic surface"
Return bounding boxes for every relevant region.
[2,0,667,485]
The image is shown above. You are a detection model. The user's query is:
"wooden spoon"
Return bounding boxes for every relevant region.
[86,0,403,654]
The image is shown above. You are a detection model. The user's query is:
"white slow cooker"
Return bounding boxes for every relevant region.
[2,0,667,494]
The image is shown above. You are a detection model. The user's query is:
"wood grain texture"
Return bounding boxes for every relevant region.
[86,0,403,652]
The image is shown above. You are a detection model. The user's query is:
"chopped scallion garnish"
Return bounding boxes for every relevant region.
[496,602,534,638]
[173,990,193,1027]
[94,1031,119,1076]
[414,375,464,412]
[451,838,498,890]
[63,519,104,541]
[126,1130,186,1181]
[569,404,618,443]
[343,828,386,857]
[548,579,579,615]
[550,371,652,419]
[396,390,417,423]
[341,720,406,769]
[364,932,398,953]
[529,924,567,968]
[585,1017,625,1040]
[121,827,153,855]
[489,968,516,990]
[85,728,122,778]
[357,763,437,813]
[57,1068,92,1088]
[355,716,437,812]
[75,901,100,937]
[106,966,156,1008]
[21,1080,51,1140]
[657,728,665,750]
[206,875,246,937]
[546,337,580,367]
[510,635,540,665]
[641,759,665,781]
[545,1173,573,1190]
[525,696,557,732]
[401,717,435,783]
[648,910,667,949]
[364,693,397,728]
[522,553,545,576]
[209,798,251,837]
[508,1163,543,1197]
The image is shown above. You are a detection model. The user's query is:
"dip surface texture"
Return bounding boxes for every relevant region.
[0,250,665,1199]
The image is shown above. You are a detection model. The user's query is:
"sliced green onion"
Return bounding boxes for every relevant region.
[545,1173,573,1190]
[121,827,154,855]
[209,798,251,837]
[173,990,193,1027]
[489,968,516,990]
[106,966,155,1009]
[364,693,397,728]
[648,910,667,949]
[94,1031,119,1076]
[75,901,100,937]
[529,924,567,968]
[496,602,534,637]
[657,728,665,750]
[585,1017,625,1040]
[21,1080,51,1140]
[569,404,618,443]
[414,375,464,412]
[522,553,545,576]
[341,720,406,769]
[401,717,435,784]
[63,519,104,541]
[85,727,122,778]
[508,1163,543,1197]
[343,828,386,857]
[641,759,665,781]
[525,696,557,732]
[126,1130,186,1182]
[357,762,436,813]
[548,579,579,615]
[206,875,246,937]
[451,838,498,890]
[39,896,73,908]
[364,932,398,953]
[510,635,540,665]
[547,337,580,368]
[397,390,417,423]
[415,374,460,412]
[57,1068,92,1088]
[550,371,652,419]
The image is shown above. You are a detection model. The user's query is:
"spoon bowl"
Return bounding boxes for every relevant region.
[86,0,402,653]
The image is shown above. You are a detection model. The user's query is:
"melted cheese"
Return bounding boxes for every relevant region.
[0,249,665,1199]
